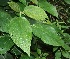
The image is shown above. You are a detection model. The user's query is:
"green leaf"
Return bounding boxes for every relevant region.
[18,3,26,11]
[35,57,40,59]
[62,51,70,58]
[37,48,41,55]
[55,57,61,59]
[9,17,32,56]
[55,50,61,58]
[0,35,14,54]
[8,1,20,12]
[0,10,12,33]
[30,0,38,5]
[55,50,61,59]
[19,0,26,5]
[63,33,70,44]
[43,53,48,57]
[39,0,58,17]
[32,23,70,50]
[24,5,48,21]
[41,57,46,59]
[64,0,70,4]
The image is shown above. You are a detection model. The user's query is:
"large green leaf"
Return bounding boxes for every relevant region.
[39,0,58,17]
[32,23,70,50]
[0,10,12,33]
[64,0,70,4]
[24,5,48,21]
[9,17,32,56]
[8,1,20,12]
[0,35,14,54]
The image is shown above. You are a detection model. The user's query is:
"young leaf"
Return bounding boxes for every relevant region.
[9,17,32,56]
[0,10,12,33]
[24,5,48,21]
[32,23,70,50]
[39,0,58,17]
[0,36,14,54]
[8,1,20,12]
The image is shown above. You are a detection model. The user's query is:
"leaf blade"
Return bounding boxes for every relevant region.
[32,23,70,50]
[39,0,58,17]
[9,17,32,56]
[24,5,48,21]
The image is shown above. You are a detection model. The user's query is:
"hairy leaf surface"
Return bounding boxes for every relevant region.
[9,17,32,56]
[32,23,70,50]
[24,5,48,21]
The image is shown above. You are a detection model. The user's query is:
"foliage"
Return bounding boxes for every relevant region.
[0,0,70,59]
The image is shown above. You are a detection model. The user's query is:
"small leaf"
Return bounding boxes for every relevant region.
[0,10,12,33]
[43,53,48,57]
[55,50,61,58]
[41,57,46,59]
[39,0,58,17]
[9,17,32,56]
[64,0,70,4]
[37,48,41,55]
[0,35,14,54]
[8,1,20,12]
[62,51,70,58]
[55,50,61,59]
[24,5,48,21]
[32,23,70,50]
